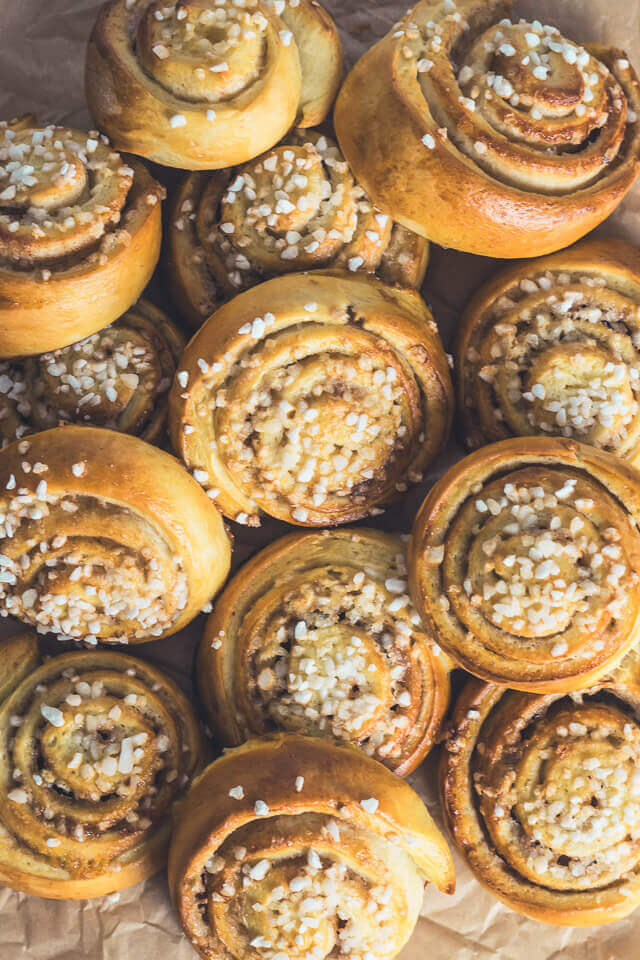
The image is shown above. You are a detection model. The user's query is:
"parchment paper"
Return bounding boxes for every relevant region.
[1,1,640,957]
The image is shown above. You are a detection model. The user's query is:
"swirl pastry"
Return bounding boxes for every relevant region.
[86,0,342,170]
[458,237,640,464]
[199,529,451,776]
[168,129,429,328]
[169,733,455,960]
[0,117,163,358]
[0,641,205,898]
[0,426,231,644]
[334,0,640,258]
[0,299,184,447]
[169,272,453,526]
[409,436,640,692]
[442,676,640,925]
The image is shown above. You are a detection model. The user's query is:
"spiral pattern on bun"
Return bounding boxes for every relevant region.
[409,437,640,692]
[169,734,455,960]
[0,427,231,644]
[457,237,640,466]
[442,676,640,925]
[168,129,428,327]
[86,0,342,169]
[0,641,205,898]
[0,300,184,446]
[199,529,451,776]
[0,117,163,357]
[169,272,453,527]
[334,0,640,258]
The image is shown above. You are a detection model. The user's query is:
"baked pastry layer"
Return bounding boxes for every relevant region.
[0,426,231,643]
[442,674,640,925]
[0,638,206,898]
[0,117,163,357]
[168,271,453,526]
[167,128,428,328]
[409,436,640,691]
[86,0,342,169]
[0,299,184,445]
[199,528,451,775]
[169,733,455,959]
[335,0,640,258]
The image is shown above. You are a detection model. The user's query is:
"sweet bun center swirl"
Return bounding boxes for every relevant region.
[462,266,640,456]
[207,132,392,276]
[476,689,640,892]
[525,343,637,447]
[420,14,629,192]
[198,813,421,960]
[39,696,158,805]
[136,0,264,102]
[0,492,189,642]
[444,465,640,664]
[35,325,167,429]
[0,125,133,263]
[233,563,426,761]
[0,652,199,880]
[216,327,422,520]
[1,140,87,212]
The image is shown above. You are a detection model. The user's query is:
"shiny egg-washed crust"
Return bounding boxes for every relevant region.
[442,677,640,925]
[457,237,640,462]
[0,427,231,644]
[166,130,428,329]
[334,0,640,258]
[85,0,342,170]
[168,271,453,527]
[0,631,40,703]
[0,299,184,446]
[409,436,640,692]
[0,118,163,358]
[0,642,207,899]
[168,734,455,960]
[198,529,451,776]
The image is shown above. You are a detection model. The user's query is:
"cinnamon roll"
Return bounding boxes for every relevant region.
[0,117,163,358]
[86,0,342,170]
[0,426,231,644]
[168,272,453,526]
[442,676,640,925]
[198,529,451,776]
[409,437,640,692]
[168,129,429,328]
[457,237,640,465]
[0,300,184,446]
[0,641,206,898]
[169,734,455,960]
[334,0,640,258]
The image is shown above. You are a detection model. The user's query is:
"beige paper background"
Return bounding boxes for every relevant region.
[2,0,640,956]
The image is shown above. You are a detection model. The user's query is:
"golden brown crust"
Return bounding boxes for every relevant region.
[198,528,451,776]
[0,119,163,358]
[85,0,342,170]
[0,299,184,445]
[0,631,40,703]
[457,237,640,461]
[168,271,453,526]
[334,0,640,258]
[0,426,231,643]
[409,436,640,692]
[0,643,206,899]
[166,129,428,329]
[168,733,455,960]
[442,676,640,925]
